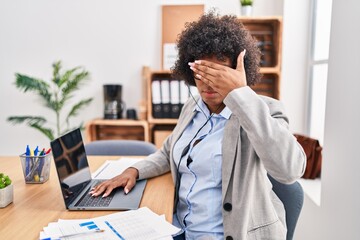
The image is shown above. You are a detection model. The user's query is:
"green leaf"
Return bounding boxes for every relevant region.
[15,73,50,93]
[7,116,47,125]
[241,0,253,6]
[61,70,89,97]
[52,61,62,85]
[4,177,11,186]
[15,74,56,110]
[7,116,54,140]
[58,70,89,111]
[29,122,55,140]
[57,67,81,88]
[66,98,93,120]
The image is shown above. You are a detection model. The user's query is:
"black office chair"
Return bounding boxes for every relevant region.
[268,174,304,240]
[84,140,157,156]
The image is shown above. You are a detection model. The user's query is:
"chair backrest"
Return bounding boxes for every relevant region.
[268,174,304,240]
[85,140,157,156]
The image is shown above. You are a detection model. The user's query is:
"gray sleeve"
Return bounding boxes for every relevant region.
[224,86,306,184]
[131,135,173,180]
[131,96,196,180]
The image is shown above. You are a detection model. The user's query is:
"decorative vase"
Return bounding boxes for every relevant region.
[241,5,253,16]
[0,184,13,208]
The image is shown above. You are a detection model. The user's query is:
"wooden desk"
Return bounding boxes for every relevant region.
[0,156,174,239]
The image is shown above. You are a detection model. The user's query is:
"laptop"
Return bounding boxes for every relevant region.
[50,128,147,210]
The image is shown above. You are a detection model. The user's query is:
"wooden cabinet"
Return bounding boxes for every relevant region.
[85,119,149,143]
[142,67,177,147]
[240,16,283,99]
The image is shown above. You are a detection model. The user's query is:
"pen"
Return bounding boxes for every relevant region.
[39,148,45,156]
[30,148,34,179]
[33,146,40,181]
[34,146,39,156]
[45,148,52,155]
[58,229,105,239]
[25,145,30,176]
[37,148,46,179]
[25,148,35,181]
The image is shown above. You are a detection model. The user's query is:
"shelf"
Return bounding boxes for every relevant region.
[298,178,322,206]
[85,119,150,142]
[250,73,280,99]
[239,17,282,69]
[259,67,280,74]
[148,118,178,125]
[151,124,176,148]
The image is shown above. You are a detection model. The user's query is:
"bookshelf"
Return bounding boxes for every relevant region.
[241,16,283,99]
[85,17,283,149]
[145,17,283,147]
[143,67,182,147]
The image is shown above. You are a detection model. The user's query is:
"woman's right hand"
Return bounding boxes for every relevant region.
[89,167,139,197]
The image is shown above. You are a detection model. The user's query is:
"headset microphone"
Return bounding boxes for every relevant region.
[174,81,223,228]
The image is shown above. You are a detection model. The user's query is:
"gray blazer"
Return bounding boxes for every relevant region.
[133,87,306,240]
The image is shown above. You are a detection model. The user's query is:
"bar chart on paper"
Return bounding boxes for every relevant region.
[40,207,179,240]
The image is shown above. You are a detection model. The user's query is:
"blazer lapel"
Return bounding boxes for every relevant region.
[222,115,241,201]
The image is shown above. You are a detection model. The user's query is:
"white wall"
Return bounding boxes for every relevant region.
[0,0,298,157]
[295,0,360,239]
[282,0,311,134]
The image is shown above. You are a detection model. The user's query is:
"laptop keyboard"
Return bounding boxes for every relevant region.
[75,182,116,207]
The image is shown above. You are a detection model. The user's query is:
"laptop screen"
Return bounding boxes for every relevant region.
[50,128,92,207]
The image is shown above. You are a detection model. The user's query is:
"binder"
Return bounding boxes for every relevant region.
[170,80,181,118]
[151,80,163,118]
[160,80,171,118]
[179,80,189,112]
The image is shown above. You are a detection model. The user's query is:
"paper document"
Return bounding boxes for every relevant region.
[39,207,180,240]
[163,43,178,70]
[92,157,145,179]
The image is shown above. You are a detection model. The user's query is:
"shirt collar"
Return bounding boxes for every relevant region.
[193,98,232,120]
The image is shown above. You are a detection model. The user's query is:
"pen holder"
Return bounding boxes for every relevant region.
[20,153,52,184]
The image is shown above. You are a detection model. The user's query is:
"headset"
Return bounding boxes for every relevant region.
[174,83,223,227]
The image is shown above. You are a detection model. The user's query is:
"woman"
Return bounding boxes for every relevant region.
[90,12,306,240]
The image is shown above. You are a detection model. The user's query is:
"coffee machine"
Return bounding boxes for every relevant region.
[103,84,124,119]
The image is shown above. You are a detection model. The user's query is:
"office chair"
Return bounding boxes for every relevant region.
[84,140,157,156]
[268,174,304,240]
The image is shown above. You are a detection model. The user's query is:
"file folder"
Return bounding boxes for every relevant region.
[170,80,181,118]
[151,80,163,118]
[180,80,189,112]
[160,80,171,118]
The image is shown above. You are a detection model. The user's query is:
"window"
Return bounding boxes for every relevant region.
[308,0,333,144]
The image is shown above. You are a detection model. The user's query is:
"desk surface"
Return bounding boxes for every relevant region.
[0,156,174,239]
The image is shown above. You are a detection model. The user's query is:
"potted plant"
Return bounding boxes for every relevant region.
[240,0,253,16]
[0,173,13,208]
[7,61,93,140]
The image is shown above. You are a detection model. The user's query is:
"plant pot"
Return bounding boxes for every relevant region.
[0,184,13,208]
[241,5,253,16]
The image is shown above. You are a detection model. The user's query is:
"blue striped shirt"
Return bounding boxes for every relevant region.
[172,99,232,240]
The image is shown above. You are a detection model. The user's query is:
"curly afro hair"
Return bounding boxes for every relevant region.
[172,12,262,86]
